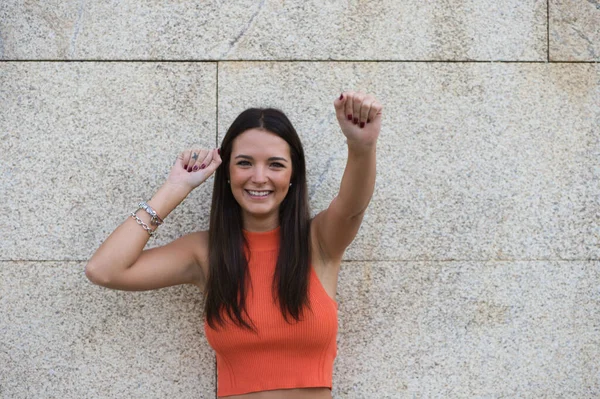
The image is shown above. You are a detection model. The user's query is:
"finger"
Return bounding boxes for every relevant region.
[195,149,213,172]
[352,92,365,125]
[333,92,347,120]
[204,148,223,174]
[344,91,355,123]
[359,98,373,128]
[189,149,208,172]
[368,101,383,123]
[181,150,193,170]
[174,151,184,166]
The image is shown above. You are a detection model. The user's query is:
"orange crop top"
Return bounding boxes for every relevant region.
[204,227,338,397]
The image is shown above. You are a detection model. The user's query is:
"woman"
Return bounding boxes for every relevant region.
[85,91,382,398]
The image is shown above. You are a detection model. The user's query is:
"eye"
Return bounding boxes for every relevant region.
[236,160,251,166]
[271,162,285,168]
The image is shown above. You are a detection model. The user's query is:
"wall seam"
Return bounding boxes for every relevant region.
[547,0,551,61]
[0,59,598,64]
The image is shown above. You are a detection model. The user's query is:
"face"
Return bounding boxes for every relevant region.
[229,128,293,228]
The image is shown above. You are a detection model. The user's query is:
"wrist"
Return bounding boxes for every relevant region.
[346,139,377,155]
[160,180,194,198]
[147,182,191,219]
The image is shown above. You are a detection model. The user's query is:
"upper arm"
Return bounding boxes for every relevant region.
[312,195,366,262]
[86,232,208,292]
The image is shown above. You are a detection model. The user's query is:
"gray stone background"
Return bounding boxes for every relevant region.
[0,1,599,398]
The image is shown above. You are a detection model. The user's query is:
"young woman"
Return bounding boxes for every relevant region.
[85,91,382,398]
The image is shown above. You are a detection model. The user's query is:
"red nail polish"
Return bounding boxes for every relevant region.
[192,165,199,171]
[200,164,206,169]
[367,119,371,123]
[353,117,358,124]
[217,148,220,155]
[360,122,365,128]
[347,114,352,121]
[339,94,344,100]
[184,164,188,169]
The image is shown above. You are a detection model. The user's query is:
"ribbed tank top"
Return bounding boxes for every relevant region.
[204,226,338,397]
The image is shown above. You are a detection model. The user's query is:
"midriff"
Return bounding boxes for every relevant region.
[222,387,332,399]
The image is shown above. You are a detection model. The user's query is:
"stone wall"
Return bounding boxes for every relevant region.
[1,1,598,397]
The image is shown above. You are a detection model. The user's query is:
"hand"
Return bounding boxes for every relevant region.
[165,147,222,191]
[333,91,383,148]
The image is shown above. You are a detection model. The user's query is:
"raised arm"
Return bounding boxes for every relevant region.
[313,91,382,261]
[85,148,222,291]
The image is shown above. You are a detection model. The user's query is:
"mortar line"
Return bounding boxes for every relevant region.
[0,59,598,64]
[547,0,550,62]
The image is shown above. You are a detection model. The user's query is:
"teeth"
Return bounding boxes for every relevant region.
[248,190,270,197]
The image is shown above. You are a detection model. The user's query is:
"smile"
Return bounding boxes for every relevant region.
[245,190,272,198]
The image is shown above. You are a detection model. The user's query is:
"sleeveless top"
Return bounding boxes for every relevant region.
[204,227,338,397]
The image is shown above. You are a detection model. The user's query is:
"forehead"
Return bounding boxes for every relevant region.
[232,128,290,158]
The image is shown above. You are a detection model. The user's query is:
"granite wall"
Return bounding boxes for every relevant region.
[1,1,598,398]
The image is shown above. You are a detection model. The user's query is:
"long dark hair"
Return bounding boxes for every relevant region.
[204,108,311,331]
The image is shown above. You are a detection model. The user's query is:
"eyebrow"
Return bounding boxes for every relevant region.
[234,154,289,163]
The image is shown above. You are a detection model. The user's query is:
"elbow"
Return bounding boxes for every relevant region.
[84,262,110,287]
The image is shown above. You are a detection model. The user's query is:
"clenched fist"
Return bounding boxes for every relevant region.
[333,91,383,149]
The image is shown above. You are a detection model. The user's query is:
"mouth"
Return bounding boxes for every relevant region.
[244,189,273,199]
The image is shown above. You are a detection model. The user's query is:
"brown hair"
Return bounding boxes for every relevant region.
[204,108,311,331]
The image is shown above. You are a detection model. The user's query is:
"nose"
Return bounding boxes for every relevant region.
[251,166,268,184]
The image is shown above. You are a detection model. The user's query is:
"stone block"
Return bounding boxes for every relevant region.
[218,62,600,261]
[0,62,217,260]
[334,260,600,397]
[0,0,546,61]
[0,261,215,398]
[550,0,600,61]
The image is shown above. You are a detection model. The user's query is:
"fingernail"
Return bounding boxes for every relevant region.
[192,165,199,171]
[339,94,344,100]
[217,148,221,155]
[353,117,358,124]
[347,114,352,121]
[360,122,365,128]
[200,164,206,169]
[184,164,188,169]
[367,119,371,123]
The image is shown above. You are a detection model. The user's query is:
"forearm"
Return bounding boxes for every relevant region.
[85,182,191,280]
[335,141,377,218]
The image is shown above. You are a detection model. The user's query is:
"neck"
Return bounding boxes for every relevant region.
[242,213,279,232]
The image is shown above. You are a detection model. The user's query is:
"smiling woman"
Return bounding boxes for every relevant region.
[228,128,294,231]
[85,92,382,398]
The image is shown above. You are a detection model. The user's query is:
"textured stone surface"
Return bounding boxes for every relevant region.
[218,62,600,261]
[0,62,217,260]
[0,261,214,398]
[550,0,600,61]
[334,260,600,398]
[0,0,546,61]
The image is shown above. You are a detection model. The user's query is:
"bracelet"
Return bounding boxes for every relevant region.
[137,201,164,226]
[130,211,156,237]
